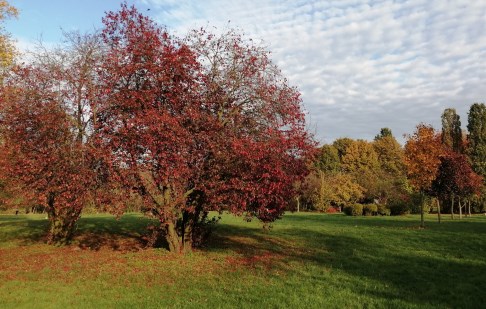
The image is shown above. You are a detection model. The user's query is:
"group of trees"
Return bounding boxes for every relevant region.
[301,105,486,224]
[404,106,485,227]
[299,128,408,216]
[0,4,315,251]
[1,1,484,251]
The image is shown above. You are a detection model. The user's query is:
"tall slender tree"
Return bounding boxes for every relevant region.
[441,108,463,153]
[467,103,486,179]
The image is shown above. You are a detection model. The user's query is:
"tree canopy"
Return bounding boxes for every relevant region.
[93,5,315,252]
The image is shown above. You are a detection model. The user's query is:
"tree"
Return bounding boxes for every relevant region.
[0,0,17,74]
[374,127,392,140]
[0,66,97,244]
[404,124,444,227]
[372,130,408,206]
[332,137,353,162]
[315,144,340,173]
[432,152,482,219]
[441,108,463,153]
[30,31,103,143]
[373,129,406,177]
[467,103,486,179]
[0,1,18,209]
[302,170,363,212]
[0,29,105,244]
[341,139,380,202]
[341,140,380,174]
[95,5,315,252]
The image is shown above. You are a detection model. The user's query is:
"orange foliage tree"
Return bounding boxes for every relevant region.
[404,124,444,227]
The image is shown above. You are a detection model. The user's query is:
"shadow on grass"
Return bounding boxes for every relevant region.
[74,214,154,251]
[2,212,485,307]
[206,214,486,308]
[0,213,155,251]
[0,215,48,245]
[285,212,486,235]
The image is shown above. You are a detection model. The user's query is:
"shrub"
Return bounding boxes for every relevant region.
[377,204,391,216]
[343,203,363,216]
[389,200,411,215]
[363,204,378,216]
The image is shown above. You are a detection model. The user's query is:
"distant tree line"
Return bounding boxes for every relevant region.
[299,104,486,225]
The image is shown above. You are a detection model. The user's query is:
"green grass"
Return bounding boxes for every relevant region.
[1,212,485,308]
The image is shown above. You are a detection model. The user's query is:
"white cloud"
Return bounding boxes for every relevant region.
[135,1,486,142]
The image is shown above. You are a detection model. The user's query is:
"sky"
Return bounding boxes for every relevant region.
[5,0,486,144]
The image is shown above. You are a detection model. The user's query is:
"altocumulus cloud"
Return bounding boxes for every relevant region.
[142,0,486,143]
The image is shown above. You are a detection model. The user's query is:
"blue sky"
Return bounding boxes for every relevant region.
[5,0,486,144]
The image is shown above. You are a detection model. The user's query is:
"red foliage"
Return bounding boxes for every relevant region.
[432,151,483,198]
[0,66,96,243]
[326,207,339,214]
[94,5,316,251]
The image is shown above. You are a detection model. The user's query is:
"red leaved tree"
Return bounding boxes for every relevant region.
[432,152,482,219]
[94,5,315,252]
[0,66,96,244]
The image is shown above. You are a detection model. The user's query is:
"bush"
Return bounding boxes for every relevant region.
[363,204,378,216]
[389,200,411,215]
[343,203,363,216]
[377,204,391,216]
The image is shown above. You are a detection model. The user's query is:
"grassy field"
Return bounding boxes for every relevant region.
[1,212,485,308]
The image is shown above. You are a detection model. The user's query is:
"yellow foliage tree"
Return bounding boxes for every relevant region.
[0,1,18,72]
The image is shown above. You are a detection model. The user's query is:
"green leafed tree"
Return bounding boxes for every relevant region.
[374,127,392,140]
[441,108,463,153]
[467,103,486,179]
[315,144,340,173]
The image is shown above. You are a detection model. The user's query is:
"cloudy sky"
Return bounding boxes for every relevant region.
[6,0,486,144]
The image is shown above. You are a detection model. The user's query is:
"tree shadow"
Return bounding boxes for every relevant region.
[0,213,154,251]
[0,215,48,245]
[74,214,154,251]
[206,216,486,308]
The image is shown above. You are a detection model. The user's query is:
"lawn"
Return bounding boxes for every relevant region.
[0,212,485,308]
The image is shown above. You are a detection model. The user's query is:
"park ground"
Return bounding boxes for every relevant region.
[1,212,485,308]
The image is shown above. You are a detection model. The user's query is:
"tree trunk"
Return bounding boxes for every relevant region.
[181,211,194,253]
[437,197,441,224]
[459,199,462,219]
[45,193,81,245]
[47,215,79,245]
[451,194,455,220]
[164,221,181,253]
[468,200,472,217]
[420,192,425,228]
[296,196,300,213]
